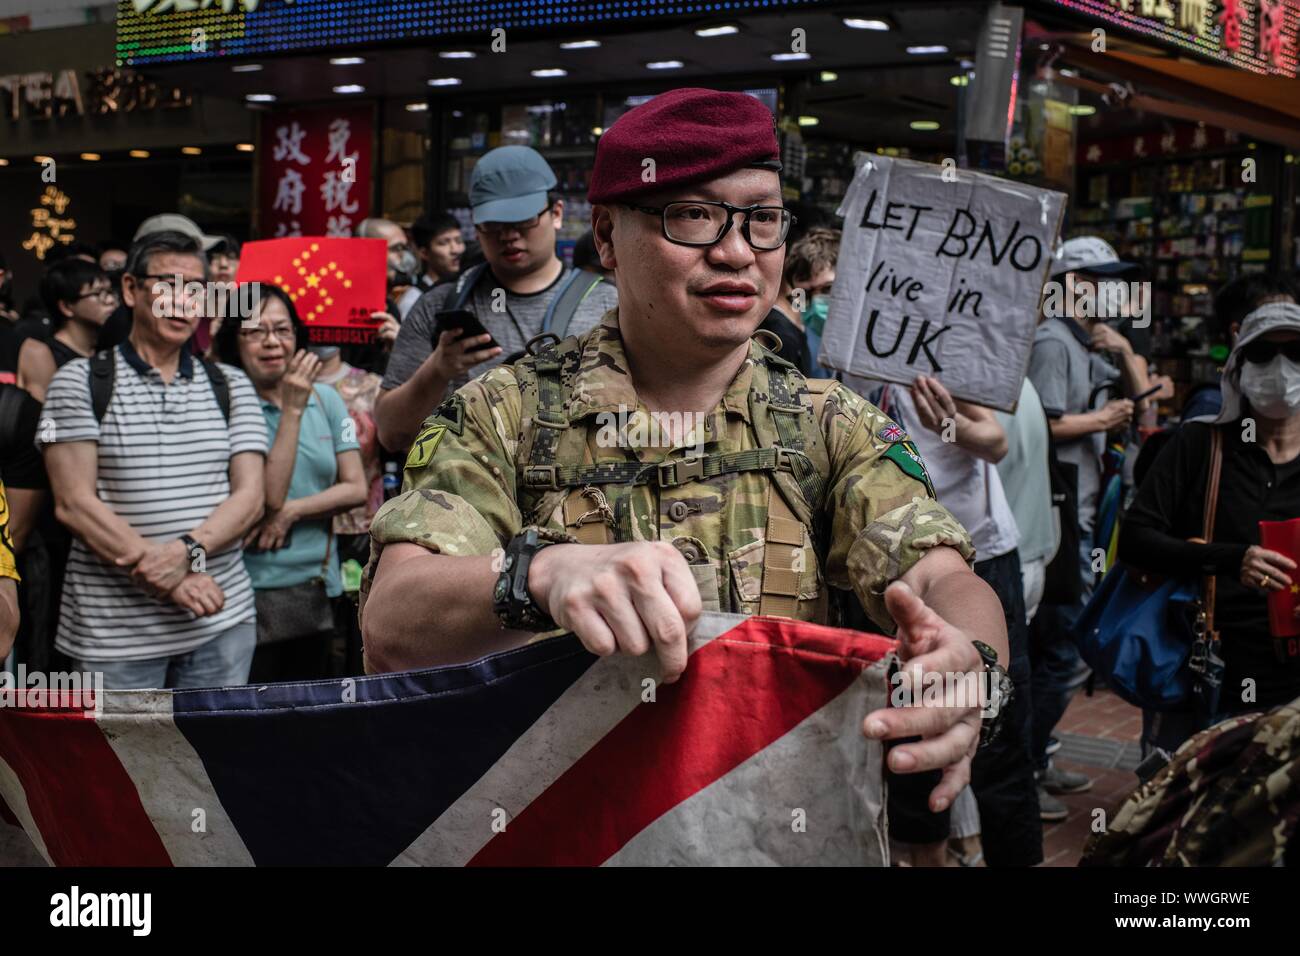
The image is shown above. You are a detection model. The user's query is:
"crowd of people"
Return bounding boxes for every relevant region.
[1,86,1299,867]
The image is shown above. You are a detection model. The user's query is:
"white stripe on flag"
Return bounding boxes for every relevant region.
[0,753,52,865]
[391,612,745,866]
[602,658,891,866]
[99,690,255,866]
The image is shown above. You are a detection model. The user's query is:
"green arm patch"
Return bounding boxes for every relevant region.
[431,394,465,436]
[882,441,935,497]
[405,425,446,470]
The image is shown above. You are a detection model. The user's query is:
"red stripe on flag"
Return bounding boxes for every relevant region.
[468,617,895,866]
[0,703,172,866]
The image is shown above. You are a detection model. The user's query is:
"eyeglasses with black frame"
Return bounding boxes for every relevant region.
[73,285,117,303]
[1241,337,1300,365]
[475,202,557,238]
[624,200,795,251]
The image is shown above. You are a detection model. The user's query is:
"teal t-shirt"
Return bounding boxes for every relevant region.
[244,385,359,597]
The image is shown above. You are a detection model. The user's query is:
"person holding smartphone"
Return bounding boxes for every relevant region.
[374,146,619,454]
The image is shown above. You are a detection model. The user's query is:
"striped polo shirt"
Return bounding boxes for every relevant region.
[38,340,268,662]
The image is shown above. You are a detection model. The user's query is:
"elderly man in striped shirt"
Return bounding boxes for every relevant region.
[39,230,268,689]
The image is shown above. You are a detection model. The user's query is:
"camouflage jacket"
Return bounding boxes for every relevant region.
[1082,697,1300,867]
[363,310,973,633]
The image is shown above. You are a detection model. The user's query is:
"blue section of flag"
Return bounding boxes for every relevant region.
[171,636,596,866]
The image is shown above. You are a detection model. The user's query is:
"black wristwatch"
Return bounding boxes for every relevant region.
[972,640,1013,749]
[493,528,558,632]
[179,533,202,560]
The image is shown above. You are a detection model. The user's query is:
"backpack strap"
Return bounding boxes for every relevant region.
[89,348,116,424]
[450,262,489,311]
[200,358,231,424]
[543,270,605,339]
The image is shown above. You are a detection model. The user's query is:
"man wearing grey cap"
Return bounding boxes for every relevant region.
[375,145,618,452]
[1026,235,1159,809]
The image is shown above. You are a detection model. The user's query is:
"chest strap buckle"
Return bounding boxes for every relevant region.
[658,456,706,487]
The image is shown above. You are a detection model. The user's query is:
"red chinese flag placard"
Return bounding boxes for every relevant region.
[1259,518,1300,638]
[236,237,387,345]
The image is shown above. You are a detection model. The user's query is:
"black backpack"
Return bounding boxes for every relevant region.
[88,348,230,424]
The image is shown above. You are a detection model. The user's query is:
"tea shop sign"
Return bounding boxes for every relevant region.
[0,68,192,122]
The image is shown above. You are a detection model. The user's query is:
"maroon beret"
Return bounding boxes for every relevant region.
[587,88,782,204]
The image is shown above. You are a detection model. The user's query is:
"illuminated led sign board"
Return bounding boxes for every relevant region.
[117,0,826,66]
[1049,0,1298,77]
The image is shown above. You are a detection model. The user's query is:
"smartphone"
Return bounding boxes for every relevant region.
[433,309,499,350]
[1132,383,1165,403]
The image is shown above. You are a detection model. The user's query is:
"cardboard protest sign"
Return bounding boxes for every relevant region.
[819,156,1065,412]
[236,237,387,345]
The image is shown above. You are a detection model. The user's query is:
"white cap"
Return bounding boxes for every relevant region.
[133,213,222,252]
[1051,235,1139,278]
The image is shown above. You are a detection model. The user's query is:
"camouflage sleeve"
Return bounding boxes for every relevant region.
[368,366,524,560]
[820,383,974,633]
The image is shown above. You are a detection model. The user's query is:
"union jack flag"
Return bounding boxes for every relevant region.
[0,614,895,866]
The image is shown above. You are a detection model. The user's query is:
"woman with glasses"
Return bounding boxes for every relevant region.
[1121,300,1300,755]
[213,285,367,682]
[20,258,118,403]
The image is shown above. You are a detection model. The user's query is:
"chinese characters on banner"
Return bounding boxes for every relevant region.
[258,105,373,240]
[236,237,387,345]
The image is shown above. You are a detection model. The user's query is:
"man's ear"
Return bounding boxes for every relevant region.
[592,204,617,271]
[120,273,139,311]
[551,198,565,231]
[57,298,77,320]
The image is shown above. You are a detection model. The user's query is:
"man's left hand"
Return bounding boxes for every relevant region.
[125,538,191,597]
[862,580,984,813]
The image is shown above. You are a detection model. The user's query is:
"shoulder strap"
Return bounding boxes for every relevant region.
[201,358,231,424]
[749,353,831,528]
[1202,425,1224,635]
[543,270,604,339]
[514,337,588,529]
[450,262,489,311]
[89,348,116,424]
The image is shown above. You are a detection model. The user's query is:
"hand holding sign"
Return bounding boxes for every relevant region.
[821,156,1065,412]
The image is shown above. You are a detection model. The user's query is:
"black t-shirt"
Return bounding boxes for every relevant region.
[0,382,48,490]
[48,337,84,369]
[759,308,812,377]
[1121,421,1300,708]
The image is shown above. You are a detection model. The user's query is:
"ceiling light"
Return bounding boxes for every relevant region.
[181,146,202,155]
[820,70,838,82]
[330,56,365,66]
[452,110,464,117]
[236,143,255,152]
[907,45,949,55]
[245,93,276,103]
[427,77,462,87]
[0,159,9,166]
[129,149,150,158]
[439,50,476,59]
[592,126,604,136]
[33,155,52,164]
[80,152,100,161]
[950,74,970,86]
[231,63,262,73]
[843,17,890,30]
[695,24,739,37]
[910,120,940,131]
[406,102,428,112]
[531,68,568,78]
[333,84,365,94]
[798,115,819,127]
[646,60,684,70]
[771,52,811,61]
[560,39,601,49]
[1068,104,1096,116]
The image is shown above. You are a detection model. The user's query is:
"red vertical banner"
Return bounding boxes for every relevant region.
[259,104,374,239]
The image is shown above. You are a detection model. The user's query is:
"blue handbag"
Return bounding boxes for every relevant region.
[1072,427,1225,713]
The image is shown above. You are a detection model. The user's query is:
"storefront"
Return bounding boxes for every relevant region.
[0,21,254,302]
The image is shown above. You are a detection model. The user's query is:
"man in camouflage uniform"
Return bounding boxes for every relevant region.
[362,88,1009,811]
[1083,696,1300,866]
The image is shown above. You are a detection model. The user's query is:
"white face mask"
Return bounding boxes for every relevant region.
[1239,354,1300,419]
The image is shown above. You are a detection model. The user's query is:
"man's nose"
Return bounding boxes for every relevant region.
[706,214,757,267]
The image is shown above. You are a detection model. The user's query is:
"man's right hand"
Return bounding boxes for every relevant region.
[1093,398,1134,431]
[170,573,225,617]
[430,330,502,381]
[527,542,702,683]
